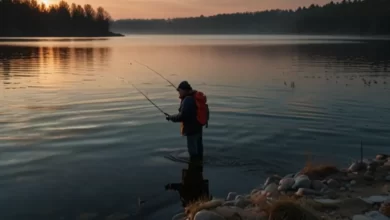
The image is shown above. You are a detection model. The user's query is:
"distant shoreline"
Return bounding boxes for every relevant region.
[0,32,124,38]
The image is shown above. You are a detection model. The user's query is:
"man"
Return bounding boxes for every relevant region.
[166,81,209,160]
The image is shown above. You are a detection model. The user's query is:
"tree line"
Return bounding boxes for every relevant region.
[0,0,121,37]
[113,0,390,35]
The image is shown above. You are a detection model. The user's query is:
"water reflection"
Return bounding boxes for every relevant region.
[0,46,111,76]
[165,157,211,208]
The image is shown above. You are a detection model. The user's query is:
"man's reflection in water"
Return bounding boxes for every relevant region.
[165,157,212,207]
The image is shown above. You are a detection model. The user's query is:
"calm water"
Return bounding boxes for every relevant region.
[1,35,390,220]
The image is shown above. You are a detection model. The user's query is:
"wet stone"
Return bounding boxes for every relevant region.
[226,192,238,201]
[327,179,340,188]
[292,175,311,189]
[264,175,282,188]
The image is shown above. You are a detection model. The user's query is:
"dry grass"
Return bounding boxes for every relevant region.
[299,152,339,180]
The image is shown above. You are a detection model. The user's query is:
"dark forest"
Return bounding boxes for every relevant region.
[0,0,122,37]
[113,0,390,35]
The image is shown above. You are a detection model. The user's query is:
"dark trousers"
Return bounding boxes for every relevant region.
[186,133,203,159]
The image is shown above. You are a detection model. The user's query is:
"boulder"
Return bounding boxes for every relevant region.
[292,175,311,189]
[278,178,295,191]
[264,183,278,195]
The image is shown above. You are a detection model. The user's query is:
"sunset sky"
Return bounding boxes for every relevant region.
[43,0,340,19]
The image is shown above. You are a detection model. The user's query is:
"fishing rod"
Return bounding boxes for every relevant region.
[133,60,177,89]
[118,77,168,116]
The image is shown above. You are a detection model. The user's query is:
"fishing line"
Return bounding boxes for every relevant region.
[116,77,169,116]
[133,60,177,90]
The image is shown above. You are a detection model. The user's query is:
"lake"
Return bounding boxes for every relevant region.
[0,35,390,220]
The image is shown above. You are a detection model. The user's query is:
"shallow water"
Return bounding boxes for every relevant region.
[0,35,390,220]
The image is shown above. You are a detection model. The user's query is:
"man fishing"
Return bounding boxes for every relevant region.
[165,81,209,160]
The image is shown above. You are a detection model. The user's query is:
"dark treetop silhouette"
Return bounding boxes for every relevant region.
[0,0,123,37]
[113,0,390,35]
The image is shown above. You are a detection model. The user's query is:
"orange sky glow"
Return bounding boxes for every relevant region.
[43,0,341,19]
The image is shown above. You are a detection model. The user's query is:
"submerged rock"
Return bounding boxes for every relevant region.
[292,175,311,189]
[194,210,225,220]
[360,195,390,204]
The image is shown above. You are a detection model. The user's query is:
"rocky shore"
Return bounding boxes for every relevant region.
[173,154,390,220]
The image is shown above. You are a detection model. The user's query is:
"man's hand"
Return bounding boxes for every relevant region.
[165,113,171,121]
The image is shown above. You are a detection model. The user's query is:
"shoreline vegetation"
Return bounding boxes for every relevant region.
[113,0,390,35]
[178,153,390,220]
[0,0,123,37]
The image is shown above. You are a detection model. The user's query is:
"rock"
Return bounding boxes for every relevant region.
[235,195,243,201]
[264,175,282,188]
[360,195,390,204]
[172,212,186,220]
[226,192,238,201]
[295,188,323,196]
[386,175,390,181]
[222,201,236,206]
[377,154,388,160]
[105,213,129,220]
[352,215,372,220]
[351,180,357,185]
[311,180,327,191]
[340,187,346,191]
[251,189,259,195]
[194,210,225,220]
[234,198,252,209]
[314,198,343,205]
[327,179,340,188]
[284,173,295,179]
[323,189,339,199]
[278,178,295,191]
[264,183,278,195]
[345,183,351,188]
[349,161,367,172]
[365,211,389,220]
[292,175,311,189]
[213,206,245,219]
[364,171,375,181]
